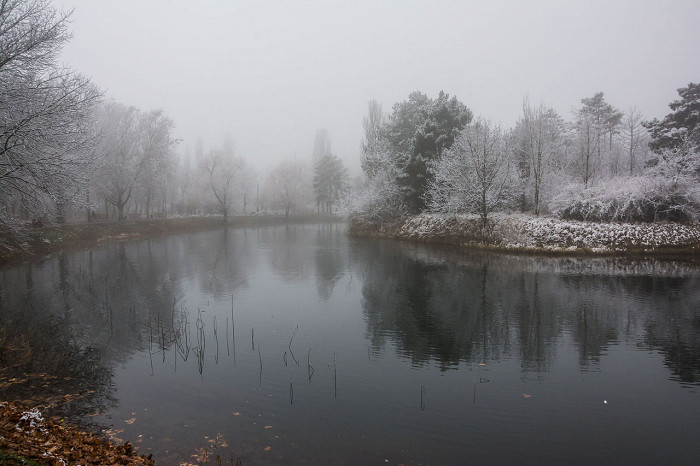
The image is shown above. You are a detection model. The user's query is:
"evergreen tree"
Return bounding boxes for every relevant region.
[380,91,472,213]
[313,154,348,213]
[644,82,700,152]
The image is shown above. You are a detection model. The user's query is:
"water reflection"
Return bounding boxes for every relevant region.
[1,224,699,463]
[2,229,699,387]
[314,224,346,301]
[355,239,700,383]
[0,305,114,429]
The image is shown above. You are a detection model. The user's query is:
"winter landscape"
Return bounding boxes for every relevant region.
[1,0,700,464]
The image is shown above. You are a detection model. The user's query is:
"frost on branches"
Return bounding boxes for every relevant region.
[426,119,512,223]
[345,141,408,225]
[0,0,101,241]
[551,142,700,223]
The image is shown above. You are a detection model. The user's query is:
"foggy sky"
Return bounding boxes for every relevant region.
[55,0,700,174]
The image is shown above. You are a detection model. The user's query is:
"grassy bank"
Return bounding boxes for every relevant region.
[348,213,700,259]
[0,214,344,266]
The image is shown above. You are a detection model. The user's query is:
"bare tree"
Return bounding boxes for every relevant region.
[0,0,101,235]
[95,102,176,220]
[515,99,564,215]
[427,118,511,223]
[237,158,256,214]
[266,159,311,219]
[201,146,241,222]
[619,107,649,175]
[94,103,142,220]
[576,115,600,188]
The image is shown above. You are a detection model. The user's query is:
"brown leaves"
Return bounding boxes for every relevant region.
[0,402,154,465]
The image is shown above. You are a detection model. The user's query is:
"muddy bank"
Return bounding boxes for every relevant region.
[348,213,700,259]
[0,214,343,266]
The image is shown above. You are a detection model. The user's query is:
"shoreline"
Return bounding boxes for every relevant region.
[0,214,344,266]
[0,402,153,465]
[348,213,700,261]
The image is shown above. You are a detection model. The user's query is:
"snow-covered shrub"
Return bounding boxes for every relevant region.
[347,141,410,225]
[344,167,407,226]
[550,176,700,223]
[551,143,700,223]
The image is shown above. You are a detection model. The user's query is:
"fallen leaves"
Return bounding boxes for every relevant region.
[124,417,136,425]
[0,402,154,465]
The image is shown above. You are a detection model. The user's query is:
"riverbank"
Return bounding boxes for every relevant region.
[0,214,343,266]
[0,402,153,465]
[348,213,700,258]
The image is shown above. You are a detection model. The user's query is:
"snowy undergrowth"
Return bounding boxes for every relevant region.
[393,213,700,253]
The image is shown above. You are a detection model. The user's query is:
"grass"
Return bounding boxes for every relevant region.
[0,450,43,465]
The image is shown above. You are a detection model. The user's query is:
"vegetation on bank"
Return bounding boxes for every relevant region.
[0,214,343,265]
[349,213,700,257]
[349,84,700,232]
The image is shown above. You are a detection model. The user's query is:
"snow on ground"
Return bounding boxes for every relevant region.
[393,213,700,254]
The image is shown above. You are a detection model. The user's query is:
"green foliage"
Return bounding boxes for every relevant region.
[644,82,700,152]
[379,91,473,213]
[0,450,43,465]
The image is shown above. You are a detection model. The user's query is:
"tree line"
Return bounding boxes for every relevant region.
[3,0,696,249]
[351,83,700,225]
[0,0,351,247]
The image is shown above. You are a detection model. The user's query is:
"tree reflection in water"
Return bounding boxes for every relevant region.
[1,225,699,464]
[355,239,700,384]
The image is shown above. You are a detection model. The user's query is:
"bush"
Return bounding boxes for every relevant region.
[550,176,700,223]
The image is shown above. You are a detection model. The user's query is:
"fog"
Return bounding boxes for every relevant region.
[55,0,700,174]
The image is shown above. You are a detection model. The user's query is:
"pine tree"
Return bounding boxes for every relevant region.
[644,83,700,152]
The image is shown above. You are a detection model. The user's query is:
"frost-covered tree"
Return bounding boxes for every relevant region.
[136,109,177,218]
[381,91,472,213]
[574,92,622,187]
[312,128,332,166]
[644,82,700,153]
[427,119,511,223]
[0,0,101,235]
[237,158,256,214]
[360,99,383,177]
[174,149,195,215]
[551,139,700,223]
[266,159,312,219]
[513,99,565,215]
[313,153,348,213]
[200,138,242,222]
[619,107,649,175]
[347,138,408,224]
[94,102,176,220]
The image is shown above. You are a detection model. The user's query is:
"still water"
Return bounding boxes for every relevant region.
[1,223,699,465]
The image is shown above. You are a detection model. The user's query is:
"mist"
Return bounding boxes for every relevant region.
[54,0,700,175]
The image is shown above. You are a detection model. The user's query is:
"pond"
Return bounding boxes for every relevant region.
[1,223,699,465]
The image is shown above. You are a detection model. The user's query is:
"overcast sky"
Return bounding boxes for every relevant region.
[55,0,700,175]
